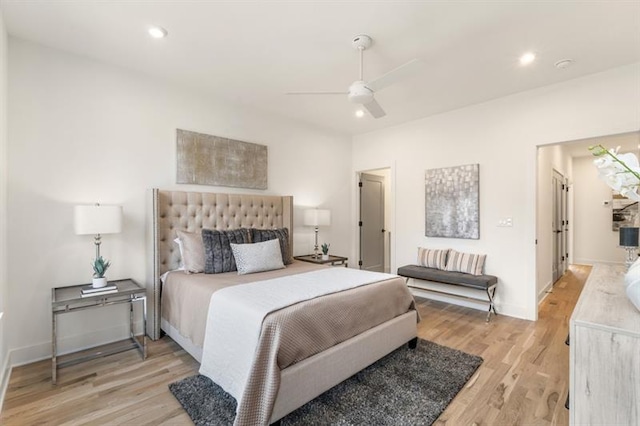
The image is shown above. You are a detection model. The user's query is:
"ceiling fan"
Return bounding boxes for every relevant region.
[287,34,421,119]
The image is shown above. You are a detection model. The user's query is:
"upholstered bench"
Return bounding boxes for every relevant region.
[397,264,498,321]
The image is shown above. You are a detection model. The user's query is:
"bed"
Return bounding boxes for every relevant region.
[146,189,418,425]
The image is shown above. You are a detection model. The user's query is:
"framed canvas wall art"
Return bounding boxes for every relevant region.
[425,163,479,239]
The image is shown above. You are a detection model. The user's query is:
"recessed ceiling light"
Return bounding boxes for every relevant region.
[355,109,365,118]
[555,59,574,69]
[519,52,536,66]
[148,26,168,39]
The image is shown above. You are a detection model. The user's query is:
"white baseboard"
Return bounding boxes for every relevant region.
[573,258,624,266]
[538,280,553,303]
[9,320,144,368]
[497,303,533,320]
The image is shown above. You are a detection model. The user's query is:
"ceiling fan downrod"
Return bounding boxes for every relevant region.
[352,34,372,81]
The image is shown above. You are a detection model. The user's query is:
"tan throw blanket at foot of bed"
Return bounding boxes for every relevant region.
[199,267,417,426]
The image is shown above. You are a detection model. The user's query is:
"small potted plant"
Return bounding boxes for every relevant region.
[92,256,111,288]
[321,243,330,260]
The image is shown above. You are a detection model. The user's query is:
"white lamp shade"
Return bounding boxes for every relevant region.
[74,205,123,235]
[303,209,331,227]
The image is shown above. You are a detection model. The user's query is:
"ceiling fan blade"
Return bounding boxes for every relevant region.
[286,91,347,95]
[367,58,422,92]
[363,98,386,119]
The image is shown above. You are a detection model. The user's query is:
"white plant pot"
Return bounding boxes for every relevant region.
[92,277,108,288]
[322,254,330,260]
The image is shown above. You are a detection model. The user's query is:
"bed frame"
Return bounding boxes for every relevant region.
[146,188,417,423]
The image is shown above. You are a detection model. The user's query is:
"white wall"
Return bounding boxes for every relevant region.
[572,155,627,265]
[352,63,640,320]
[0,5,9,406]
[536,144,572,300]
[7,38,352,365]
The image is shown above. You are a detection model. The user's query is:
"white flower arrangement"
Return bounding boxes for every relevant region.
[590,144,640,201]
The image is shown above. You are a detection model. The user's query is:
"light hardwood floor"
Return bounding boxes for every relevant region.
[1,265,589,425]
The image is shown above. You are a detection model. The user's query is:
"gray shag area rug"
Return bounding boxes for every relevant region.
[169,339,482,426]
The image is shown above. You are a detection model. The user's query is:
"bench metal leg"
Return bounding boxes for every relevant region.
[486,285,498,322]
[403,273,498,323]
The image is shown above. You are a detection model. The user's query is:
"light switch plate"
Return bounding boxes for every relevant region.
[498,217,513,227]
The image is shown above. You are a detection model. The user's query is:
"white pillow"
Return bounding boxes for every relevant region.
[174,237,184,269]
[175,230,205,274]
[231,239,285,275]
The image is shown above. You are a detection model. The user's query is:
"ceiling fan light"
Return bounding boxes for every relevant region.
[355,109,365,118]
[348,81,374,104]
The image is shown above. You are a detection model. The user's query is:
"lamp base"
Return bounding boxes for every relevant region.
[624,246,638,270]
[313,227,319,259]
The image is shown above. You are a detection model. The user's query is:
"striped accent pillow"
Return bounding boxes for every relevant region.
[417,247,449,270]
[445,250,486,276]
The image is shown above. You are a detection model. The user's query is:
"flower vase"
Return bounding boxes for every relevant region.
[322,254,329,260]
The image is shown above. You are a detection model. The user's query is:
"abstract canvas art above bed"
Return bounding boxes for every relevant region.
[425,163,480,239]
[176,129,268,189]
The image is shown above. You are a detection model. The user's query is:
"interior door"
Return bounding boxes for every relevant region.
[552,170,567,283]
[359,173,385,272]
[562,175,569,271]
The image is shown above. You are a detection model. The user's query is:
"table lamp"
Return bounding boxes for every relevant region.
[619,226,639,269]
[74,204,123,259]
[303,209,331,258]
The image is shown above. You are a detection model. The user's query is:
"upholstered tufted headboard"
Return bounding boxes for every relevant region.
[146,189,293,340]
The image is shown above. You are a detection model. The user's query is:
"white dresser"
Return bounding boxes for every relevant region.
[570,263,640,425]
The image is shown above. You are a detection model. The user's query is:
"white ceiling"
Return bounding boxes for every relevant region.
[2,1,640,135]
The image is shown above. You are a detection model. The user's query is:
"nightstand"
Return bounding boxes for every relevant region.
[51,278,147,384]
[294,254,348,267]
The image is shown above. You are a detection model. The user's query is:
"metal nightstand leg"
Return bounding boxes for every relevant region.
[129,295,147,359]
[142,296,147,359]
[52,308,57,384]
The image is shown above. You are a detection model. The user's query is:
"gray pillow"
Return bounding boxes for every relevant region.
[250,228,292,264]
[202,228,251,274]
[231,239,285,275]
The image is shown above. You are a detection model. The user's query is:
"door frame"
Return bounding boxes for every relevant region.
[353,165,396,274]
